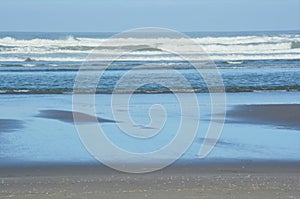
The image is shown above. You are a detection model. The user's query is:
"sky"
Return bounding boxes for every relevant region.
[0,0,299,32]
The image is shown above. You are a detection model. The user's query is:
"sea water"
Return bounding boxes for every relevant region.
[0,31,299,94]
[0,31,300,165]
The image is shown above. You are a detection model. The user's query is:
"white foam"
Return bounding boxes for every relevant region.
[0,34,300,62]
[1,53,300,62]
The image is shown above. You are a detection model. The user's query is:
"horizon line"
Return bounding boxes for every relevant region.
[0,29,299,33]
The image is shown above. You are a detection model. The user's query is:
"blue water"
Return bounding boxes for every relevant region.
[0,92,299,165]
[0,31,299,94]
[0,31,300,166]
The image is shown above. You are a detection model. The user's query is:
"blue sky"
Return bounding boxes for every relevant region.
[0,0,299,32]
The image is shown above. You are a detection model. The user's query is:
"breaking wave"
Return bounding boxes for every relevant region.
[0,32,300,62]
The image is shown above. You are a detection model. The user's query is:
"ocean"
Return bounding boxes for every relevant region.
[0,31,299,94]
[0,31,300,166]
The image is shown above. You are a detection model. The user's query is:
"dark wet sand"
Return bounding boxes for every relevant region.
[227,104,300,130]
[35,104,300,129]
[36,110,115,124]
[0,162,299,199]
[0,119,24,133]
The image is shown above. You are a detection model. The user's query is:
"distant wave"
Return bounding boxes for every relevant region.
[0,31,299,95]
[0,36,297,48]
[0,54,300,62]
[0,32,299,64]
[1,86,299,95]
[1,62,300,72]
[226,61,243,64]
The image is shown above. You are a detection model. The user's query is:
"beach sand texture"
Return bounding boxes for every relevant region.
[1,162,300,199]
[1,97,300,198]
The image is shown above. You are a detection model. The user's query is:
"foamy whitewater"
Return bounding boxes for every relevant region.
[0,31,300,94]
[0,31,300,61]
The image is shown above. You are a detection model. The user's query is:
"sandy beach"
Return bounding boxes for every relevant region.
[1,96,300,198]
[1,1,299,198]
[1,161,300,199]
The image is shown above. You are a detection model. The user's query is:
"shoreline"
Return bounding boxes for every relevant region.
[1,161,299,199]
[0,93,300,164]
[1,92,300,198]
[0,89,300,95]
[1,160,300,177]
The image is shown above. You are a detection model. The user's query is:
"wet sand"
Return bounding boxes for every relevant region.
[226,104,300,130]
[36,104,300,130]
[0,162,299,199]
[1,103,300,198]
[0,119,24,133]
[36,110,115,124]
